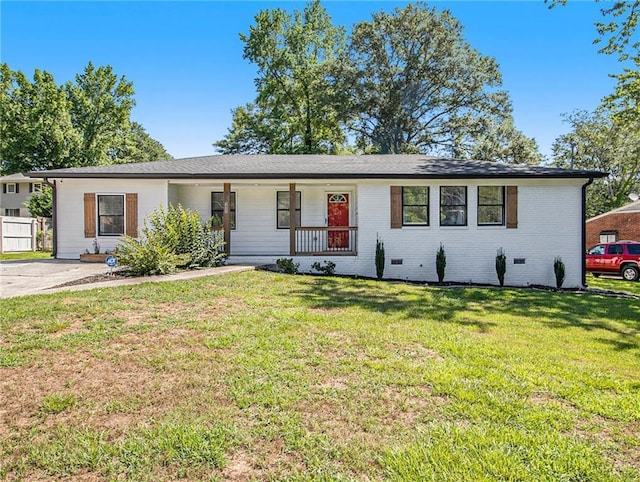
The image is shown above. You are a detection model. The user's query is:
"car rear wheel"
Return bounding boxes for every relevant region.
[621,265,640,282]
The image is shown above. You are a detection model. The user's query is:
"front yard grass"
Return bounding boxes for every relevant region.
[0,250,52,261]
[587,273,640,297]
[1,271,638,480]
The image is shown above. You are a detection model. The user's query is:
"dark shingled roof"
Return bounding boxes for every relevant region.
[28,154,607,180]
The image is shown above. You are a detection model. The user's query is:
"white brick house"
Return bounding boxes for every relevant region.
[29,155,605,288]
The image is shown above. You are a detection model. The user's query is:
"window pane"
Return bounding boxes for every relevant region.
[277,191,301,228]
[478,206,503,225]
[441,208,466,225]
[403,186,428,205]
[277,191,301,209]
[277,191,289,209]
[97,195,124,235]
[403,206,428,224]
[211,192,236,229]
[441,186,466,205]
[98,195,124,216]
[211,192,224,211]
[628,245,640,255]
[100,216,124,235]
[478,186,503,204]
[440,186,466,226]
[278,210,289,228]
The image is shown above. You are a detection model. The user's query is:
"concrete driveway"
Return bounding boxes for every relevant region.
[1,259,110,298]
[1,259,258,298]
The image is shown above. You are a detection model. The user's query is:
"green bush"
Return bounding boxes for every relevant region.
[276,258,299,274]
[436,243,446,283]
[375,236,385,280]
[496,248,506,287]
[117,204,226,276]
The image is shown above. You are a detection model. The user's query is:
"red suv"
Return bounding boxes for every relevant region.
[586,241,640,281]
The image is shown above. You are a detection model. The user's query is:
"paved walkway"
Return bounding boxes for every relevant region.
[0,259,257,298]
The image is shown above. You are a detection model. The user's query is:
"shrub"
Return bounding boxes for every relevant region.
[554,257,565,289]
[144,204,225,268]
[496,248,506,287]
[276,258,299,274]
[117,204,226,276]
[375,236,385,280]
[311,260,336,275]
[436,243,446,283]
[117,237,184,276]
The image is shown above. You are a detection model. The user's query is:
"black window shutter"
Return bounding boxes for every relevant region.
[15,184,20,194]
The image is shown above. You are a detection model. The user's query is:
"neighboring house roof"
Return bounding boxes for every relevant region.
[28,154,607,180]
[0,172,31,182]
[587,200,640,223]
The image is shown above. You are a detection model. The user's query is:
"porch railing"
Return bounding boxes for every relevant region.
[294,226,358,256]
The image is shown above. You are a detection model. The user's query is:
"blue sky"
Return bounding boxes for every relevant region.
[0,1,626,161]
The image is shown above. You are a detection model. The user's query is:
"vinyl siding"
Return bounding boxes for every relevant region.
[0,182,36,217]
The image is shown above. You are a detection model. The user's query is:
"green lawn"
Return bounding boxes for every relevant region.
[0,250,52,261]
[587,273,640,297]
[1,271,638,481]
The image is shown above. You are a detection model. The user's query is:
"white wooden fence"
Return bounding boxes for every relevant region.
[0,216,37,253]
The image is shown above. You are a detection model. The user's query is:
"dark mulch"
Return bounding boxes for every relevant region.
[52,271,130,289]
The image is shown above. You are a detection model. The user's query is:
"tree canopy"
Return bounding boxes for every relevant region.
[0,62,171,175]
[552,109,640,217]
[340,3,531,157]
[214,0,348,154]
[548,0,639,60]
[215,1,540,162]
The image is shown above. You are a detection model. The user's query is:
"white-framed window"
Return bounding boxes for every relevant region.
[32,183,42,193]
[211,191,236,229]
[277,191,301,229]
[599,231,618,243]
[440,186,467,226]
[5,208,20,217]
[6,183,17,194]
[402,186,429,226]
[97,194,125,235]
[478,186,505,226]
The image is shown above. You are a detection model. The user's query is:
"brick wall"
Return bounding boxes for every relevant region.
[586,212,640,248]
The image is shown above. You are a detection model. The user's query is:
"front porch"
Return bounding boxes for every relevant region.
[170,180,358,257]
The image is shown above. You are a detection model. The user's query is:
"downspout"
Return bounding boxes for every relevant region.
[581,177,594,288]
[43,177,57,258]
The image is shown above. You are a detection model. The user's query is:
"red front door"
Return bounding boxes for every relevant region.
[328,193,349,249]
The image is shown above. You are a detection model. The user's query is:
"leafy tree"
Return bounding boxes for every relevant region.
[468,118,544,165]
[604,55,640,126]
[110,122,173,164]
[66,61,136,166]
[25,184,53,218]
[340,3,513,155]
[215,103,287,154]
[548,0,639,60]
[215,0,348,154]
[0,64,81,173]
[551,109,640,216]
[0,62,170,174]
